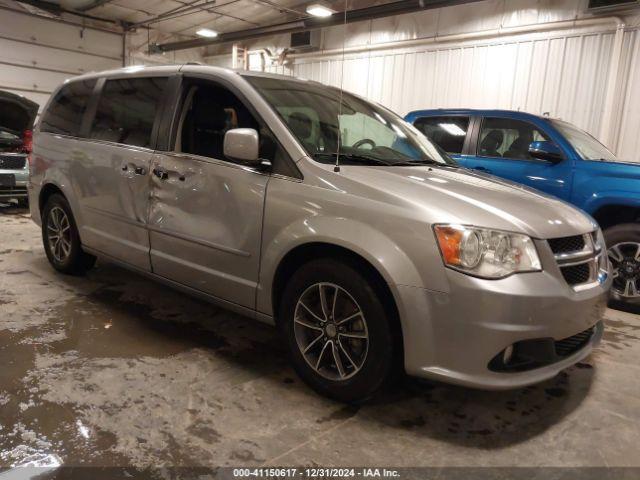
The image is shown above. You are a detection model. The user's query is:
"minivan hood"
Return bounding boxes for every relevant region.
[339,164,596,239]
[0,90,38,134]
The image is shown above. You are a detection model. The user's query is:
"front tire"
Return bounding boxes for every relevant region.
[42,194,96,275]
[604,223,640,313]
[280,259,396,403]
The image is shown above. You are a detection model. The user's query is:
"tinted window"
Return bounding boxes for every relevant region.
[177,82,291,171]
[413,116,470,154]
[90,77,167,148]
[40,79,96,136]
[479,117,549,160]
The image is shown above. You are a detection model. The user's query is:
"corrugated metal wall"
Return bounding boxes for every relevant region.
[0,4,123,112]
[616,29,640,161]
[267,27,626,155]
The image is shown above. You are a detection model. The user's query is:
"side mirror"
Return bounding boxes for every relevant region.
[223,128,262,166]
[528,141,563,163]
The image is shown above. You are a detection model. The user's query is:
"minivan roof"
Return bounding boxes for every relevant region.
[64,64,313,85]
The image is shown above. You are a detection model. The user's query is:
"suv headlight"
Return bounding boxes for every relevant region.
[434,224,541,279]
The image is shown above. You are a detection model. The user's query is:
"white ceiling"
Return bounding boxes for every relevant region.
[51,0,359,37]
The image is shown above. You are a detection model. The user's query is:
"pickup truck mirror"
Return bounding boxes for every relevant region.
[528,141,563,163]
[223,128,262,166]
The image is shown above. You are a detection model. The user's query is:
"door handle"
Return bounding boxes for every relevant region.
[473,166,492,173]
[122,164,146,175]
[153,167,168,180]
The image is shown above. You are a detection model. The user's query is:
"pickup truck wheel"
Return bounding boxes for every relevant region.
[605,223,640,313]
[42,194,96,275]
[280,259,395,403]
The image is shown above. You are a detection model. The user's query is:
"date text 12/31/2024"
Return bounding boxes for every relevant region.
[232,468,401,478]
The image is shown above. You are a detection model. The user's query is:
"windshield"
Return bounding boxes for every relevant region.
[552,120,618,162]
[245,75,455,167]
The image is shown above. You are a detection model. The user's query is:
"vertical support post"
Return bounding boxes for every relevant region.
[600,21,626,151]
[232,43,238,69]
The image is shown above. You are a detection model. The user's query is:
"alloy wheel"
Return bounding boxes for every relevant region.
[608,242,640,298]
[293,282,369,381]
[47,206,72,263]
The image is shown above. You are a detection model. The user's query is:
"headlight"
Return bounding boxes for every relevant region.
[434,224,541,279]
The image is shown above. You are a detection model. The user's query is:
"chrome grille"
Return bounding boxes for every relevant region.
[0,154,27,170]
[548,232,606,290]
[548,235,585,254]
[560,263,591,285]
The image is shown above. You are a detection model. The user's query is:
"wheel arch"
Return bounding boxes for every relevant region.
[591,203,640,231]
[270,242,404,359]
[39,183,66,216]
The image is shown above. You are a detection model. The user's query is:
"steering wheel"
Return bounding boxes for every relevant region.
[353,138,376,150]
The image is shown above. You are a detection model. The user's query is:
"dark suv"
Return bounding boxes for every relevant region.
[0,90,38,207]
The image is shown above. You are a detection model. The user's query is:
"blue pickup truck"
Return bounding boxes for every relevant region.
[405,108,640,311]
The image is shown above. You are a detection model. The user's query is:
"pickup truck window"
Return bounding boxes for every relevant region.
[479,117,549,160]
[552,120,618,162]
[413,116,470,154]
[246,75,454,167]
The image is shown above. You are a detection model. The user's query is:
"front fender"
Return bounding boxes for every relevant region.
[580,191,640,218]
[256,215,429,317]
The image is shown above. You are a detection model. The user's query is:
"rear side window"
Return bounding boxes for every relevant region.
[413,116,470,154]
[40,79,96,137]
[90,77,167,148]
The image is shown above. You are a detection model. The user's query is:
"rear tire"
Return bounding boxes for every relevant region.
[280,259,396,403]
[42,194,96,275]
[604,223,640,314]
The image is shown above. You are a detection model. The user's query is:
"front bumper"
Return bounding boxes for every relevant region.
[398,267,610,390]
[0,165,29,199]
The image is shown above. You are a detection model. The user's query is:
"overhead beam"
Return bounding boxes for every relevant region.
[75,0,117,12]
[150,0,486,53]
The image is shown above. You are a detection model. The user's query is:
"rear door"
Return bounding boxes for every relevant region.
[462,116,572,199]
[147,76,276,309]
[412,115,472,162]
[77,75,169,270]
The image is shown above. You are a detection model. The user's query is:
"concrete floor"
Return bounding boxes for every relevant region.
[1,202,640,470]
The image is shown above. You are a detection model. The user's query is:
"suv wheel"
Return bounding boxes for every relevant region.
[42,194,96,275]
[605,223,640,313]
[280,259,395,403]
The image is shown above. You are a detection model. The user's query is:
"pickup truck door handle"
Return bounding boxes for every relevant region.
[153,167,169,180]
[473,166,492,173]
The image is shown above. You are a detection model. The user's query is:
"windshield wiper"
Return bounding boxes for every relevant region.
[391,159,458,167]
[313,152,394,166]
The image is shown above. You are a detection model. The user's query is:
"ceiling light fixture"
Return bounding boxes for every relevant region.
[306,3,336,17]
[196,28,218,38]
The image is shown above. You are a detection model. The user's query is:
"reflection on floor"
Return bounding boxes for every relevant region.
[1,203,639,469]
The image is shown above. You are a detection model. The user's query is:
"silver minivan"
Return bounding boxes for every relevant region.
[30,65,611,402]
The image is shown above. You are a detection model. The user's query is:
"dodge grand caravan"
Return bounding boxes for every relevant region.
[30,65,611,402]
